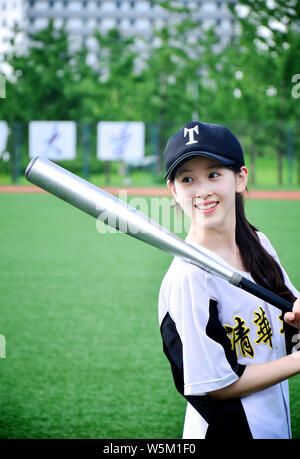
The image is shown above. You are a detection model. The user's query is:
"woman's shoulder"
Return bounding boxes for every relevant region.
[158,257,209,317]
[255,230,269,242]
[160,257,208,290]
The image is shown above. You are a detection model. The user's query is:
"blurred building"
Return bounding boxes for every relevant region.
[0,0,27,54]
[0,0,238,65]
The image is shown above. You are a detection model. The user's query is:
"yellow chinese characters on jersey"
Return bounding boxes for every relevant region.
[224,307,280,359]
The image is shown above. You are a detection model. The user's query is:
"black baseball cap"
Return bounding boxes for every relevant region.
[164,121,245,180]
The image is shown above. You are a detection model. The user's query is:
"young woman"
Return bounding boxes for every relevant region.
[158,120,300,439]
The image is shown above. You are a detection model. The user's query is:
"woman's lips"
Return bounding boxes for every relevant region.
[194,201,219,214]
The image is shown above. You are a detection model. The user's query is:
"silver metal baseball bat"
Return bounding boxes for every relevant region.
[25,156,293,313]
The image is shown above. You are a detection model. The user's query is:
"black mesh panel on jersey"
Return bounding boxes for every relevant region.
[160,300,253,438]
[206,300,246,376]
[160,311,214,424]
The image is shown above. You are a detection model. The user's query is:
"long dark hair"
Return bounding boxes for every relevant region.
[235,191,296,305]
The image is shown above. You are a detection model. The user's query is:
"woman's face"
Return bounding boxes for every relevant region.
[167,156,248,232]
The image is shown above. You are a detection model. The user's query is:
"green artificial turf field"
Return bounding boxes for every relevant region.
[0,193,300,439]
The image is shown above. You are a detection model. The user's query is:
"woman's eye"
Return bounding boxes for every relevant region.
[209,172,219,179]
[182,177,193,183]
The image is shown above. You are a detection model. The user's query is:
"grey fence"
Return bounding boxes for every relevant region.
[1,121,299,188]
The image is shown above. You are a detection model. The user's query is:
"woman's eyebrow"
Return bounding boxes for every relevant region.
[177,163,224,176]
[177,168,193,176]
[207,164,224,169]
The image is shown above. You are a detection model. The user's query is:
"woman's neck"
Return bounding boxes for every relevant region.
[186,227,247,271]
[186,223,245,270]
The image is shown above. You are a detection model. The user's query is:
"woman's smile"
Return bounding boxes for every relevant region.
[194,200,219,214]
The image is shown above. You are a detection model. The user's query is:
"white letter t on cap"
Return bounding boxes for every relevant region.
[184,125,199,145]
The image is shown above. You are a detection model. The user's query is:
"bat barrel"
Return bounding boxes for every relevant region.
[25,156,237,283]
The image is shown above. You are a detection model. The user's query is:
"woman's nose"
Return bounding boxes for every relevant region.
[195,187,213,200]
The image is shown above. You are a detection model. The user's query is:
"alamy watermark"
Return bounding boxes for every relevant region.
[291,333,300,358]
[95,190,205,241]
[0,334,6,358]
[291,74,300,99]
[0,75,6,99]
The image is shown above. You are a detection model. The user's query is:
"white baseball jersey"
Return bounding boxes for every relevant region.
[158,232,300,439]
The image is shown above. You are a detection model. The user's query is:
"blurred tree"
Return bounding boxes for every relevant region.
[1,20,95,122]
[154,0,300,183]
[135,15,214,171]
[227,0,300,184]
[91,29,140,121]
[230,0,300,42]
[1,1,299,184]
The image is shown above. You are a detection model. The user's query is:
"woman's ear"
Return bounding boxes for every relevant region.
[236,166,248,193]
[167,179,179,202]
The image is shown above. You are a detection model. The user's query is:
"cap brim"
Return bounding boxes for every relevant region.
[164,151,236,180]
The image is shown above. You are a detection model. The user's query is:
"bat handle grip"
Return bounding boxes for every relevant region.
[238,277,294,314]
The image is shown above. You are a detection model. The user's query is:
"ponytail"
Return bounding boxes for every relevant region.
[236,191,298,354]
[235,192,297,305]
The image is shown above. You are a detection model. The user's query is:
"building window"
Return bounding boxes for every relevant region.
[130,18,135,25]
[63,0,69,7]
[116,1,121,8]
[130,1,135,8]
[82,0,88,7]
[49,0,54,7]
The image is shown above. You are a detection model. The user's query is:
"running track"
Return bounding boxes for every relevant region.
[1,185,300,200]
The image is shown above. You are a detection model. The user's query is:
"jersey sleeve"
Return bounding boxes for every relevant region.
[278,265,300,300]
[164,262,241,396]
